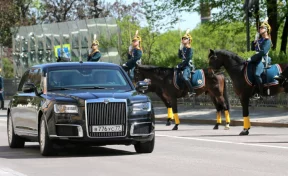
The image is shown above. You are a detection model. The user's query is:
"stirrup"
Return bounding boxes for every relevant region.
[274,75,284,81]
[188,92,196,97]
[251,93,262,100]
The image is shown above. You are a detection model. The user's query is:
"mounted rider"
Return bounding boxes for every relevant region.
[87,36,101,62]
[250,18,272,99]
[177,30,196,97]
[122,30,142,80]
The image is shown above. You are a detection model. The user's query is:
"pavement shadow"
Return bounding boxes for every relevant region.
[245,141,288,144]
[180,134,288,138]
[156,129,210,132]
[0,145,136,159]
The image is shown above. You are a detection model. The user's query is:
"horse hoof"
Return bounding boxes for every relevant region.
[239,129,249,135]
[224,126,230,130]
[172,125,178,130]
[213,124,219,130]
[166,118,172,126]
[224,124,230,130]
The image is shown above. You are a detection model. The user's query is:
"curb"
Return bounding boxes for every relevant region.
[156,118,288,128]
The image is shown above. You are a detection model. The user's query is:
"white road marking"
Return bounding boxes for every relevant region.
[0,168,27,176]
[157,134,288,150]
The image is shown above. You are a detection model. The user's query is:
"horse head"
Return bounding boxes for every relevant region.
[134,64,145,82]
[208,49,223,71]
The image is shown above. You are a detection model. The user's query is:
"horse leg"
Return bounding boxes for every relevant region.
[210,95,222,130]
[155,89,173,126]
[171,97,179,130]
[216,96,231,130]
[223,77,231,130]
[224,110,231,130]
[239,97,251,135]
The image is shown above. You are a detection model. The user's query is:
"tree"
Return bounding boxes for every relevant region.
[0,0,18,46]
[109,0,144,22]
[153,0,287,51]
[2,58,14,78]
[38,0,109,23]
[280,0,288,54]
[0,0,37,47]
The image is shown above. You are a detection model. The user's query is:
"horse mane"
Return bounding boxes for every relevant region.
[215,49,245,65]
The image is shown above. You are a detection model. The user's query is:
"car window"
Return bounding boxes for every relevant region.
[28,68,42,91]
[18,70,30,91]
[47,67,131,91]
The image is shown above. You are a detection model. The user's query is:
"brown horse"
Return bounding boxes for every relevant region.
[208,49,288,135]
[132,64,231,130]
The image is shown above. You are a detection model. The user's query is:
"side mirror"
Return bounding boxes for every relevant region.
[135,81,148,92]
[22,83,36,93]
[22,83,41,96]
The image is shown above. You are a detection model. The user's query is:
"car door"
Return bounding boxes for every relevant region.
[11,70,32,135]
[22,68,42,136]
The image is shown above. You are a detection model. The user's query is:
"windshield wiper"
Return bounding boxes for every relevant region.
[79,86,114,90]
[48,87,75,91]
[80,86,114,89]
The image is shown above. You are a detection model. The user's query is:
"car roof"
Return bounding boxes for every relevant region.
[32,62,120,69]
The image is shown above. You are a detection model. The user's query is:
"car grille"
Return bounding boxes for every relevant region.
[86,101,127,137]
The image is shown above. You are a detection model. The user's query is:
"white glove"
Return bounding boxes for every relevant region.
[129,45,133,53]
[136,59,141,65]
[254,32,259,41]
[122,63,127,67]
[179,43,184,50]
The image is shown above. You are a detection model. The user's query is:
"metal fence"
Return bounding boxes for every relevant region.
[148,78,288,108]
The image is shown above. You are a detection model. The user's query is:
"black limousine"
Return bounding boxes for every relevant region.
[7,62,155,156]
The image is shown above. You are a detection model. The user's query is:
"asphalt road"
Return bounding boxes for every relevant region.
[0,118,288,176]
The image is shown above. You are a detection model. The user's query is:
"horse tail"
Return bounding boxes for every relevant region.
[223,75,230,111]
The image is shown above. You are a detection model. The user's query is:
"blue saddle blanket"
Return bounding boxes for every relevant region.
[173,69,205,90]
[244,62,282,86]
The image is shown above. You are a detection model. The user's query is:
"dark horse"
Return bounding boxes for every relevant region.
[127,64,231,130]
[208,49,288,135]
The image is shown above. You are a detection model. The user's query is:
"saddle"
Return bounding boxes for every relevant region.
[173,68,205,90]
[245,61,282,89]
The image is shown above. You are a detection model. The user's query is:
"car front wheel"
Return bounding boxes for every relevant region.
[40,115,55,156]
[7,113,25,148]
[134,135,155,154]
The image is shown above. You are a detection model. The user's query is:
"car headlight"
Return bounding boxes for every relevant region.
[132,102,151,111]
[54,104,78,113]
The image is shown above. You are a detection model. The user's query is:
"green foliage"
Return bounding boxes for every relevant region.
[2,58,14,78]
[270,51,288,64]
[117,20,287,69]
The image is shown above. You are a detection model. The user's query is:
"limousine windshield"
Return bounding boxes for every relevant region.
[47,67,132,91]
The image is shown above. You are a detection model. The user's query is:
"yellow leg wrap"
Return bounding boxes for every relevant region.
[216,111,221,123]
[224,110,230,123]
[243,116,250,129]
[248,116,251,129]
[168,108,174,119]
[174,113,180,125]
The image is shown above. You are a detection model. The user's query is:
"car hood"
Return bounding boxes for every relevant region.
[44,90,150,106]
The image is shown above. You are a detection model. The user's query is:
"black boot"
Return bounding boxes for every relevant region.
[253,76,263,100]
[258,83,264,96]
[184,79,196,97]
[0,100,4,110]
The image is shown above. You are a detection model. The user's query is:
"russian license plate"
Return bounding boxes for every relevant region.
[92,125,123,132]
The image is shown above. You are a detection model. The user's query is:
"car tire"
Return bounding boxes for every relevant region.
[39,115,55,156]
[7,113,25,148]
[134,135,155,154]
